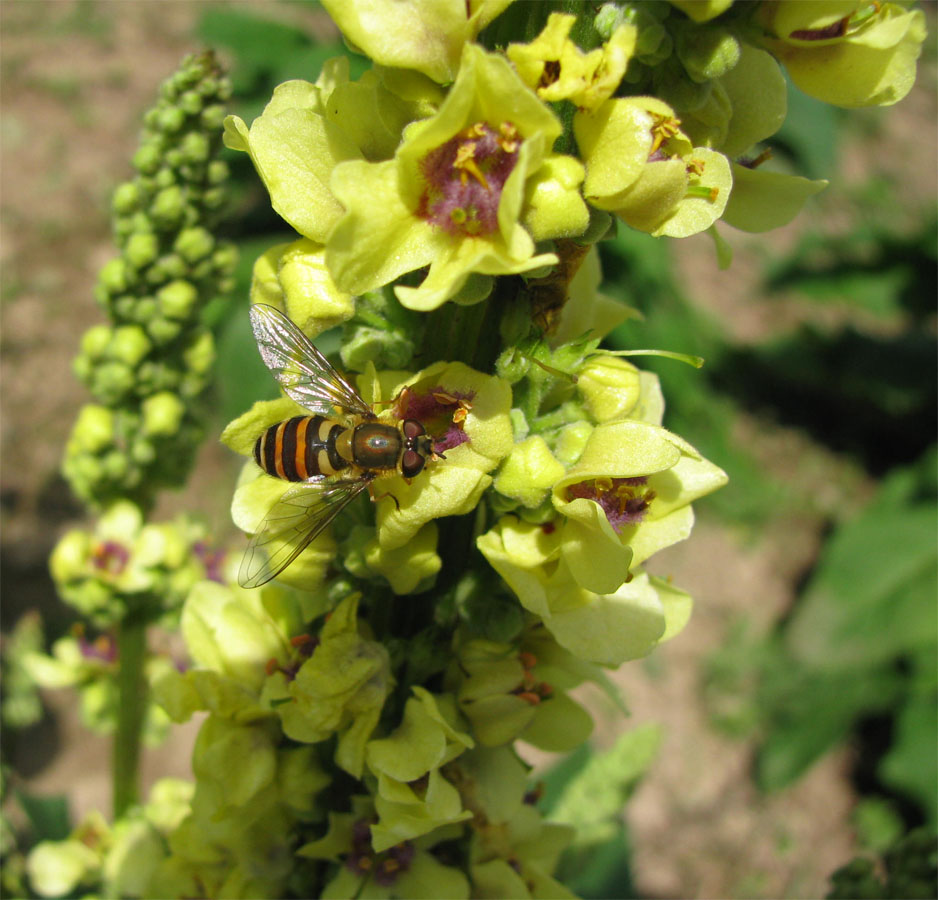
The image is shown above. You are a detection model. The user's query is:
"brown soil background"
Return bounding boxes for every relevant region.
[1,3,935,898]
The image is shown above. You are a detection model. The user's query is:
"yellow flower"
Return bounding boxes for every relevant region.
[326,44,586,311]
[762,1,927,108]
[575,96,732,237]
[507,12,637,111]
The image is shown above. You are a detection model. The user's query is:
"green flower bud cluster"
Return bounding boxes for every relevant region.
[64,51,236,509]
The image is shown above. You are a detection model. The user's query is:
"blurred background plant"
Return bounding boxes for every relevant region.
[1,2,934,898]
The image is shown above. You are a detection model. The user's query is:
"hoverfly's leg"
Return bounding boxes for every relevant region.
[369,482,402,511]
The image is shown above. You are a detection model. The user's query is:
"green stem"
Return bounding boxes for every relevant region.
[113,609,148,818]
[416,282,521,601]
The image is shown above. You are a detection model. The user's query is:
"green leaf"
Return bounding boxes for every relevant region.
[554,820,636,899]
[755,667,902,791]
[879,693,938,827]
[15,789,71,842]
[786,504,938,670]
[197,8,355,93]
[547,725,661,830]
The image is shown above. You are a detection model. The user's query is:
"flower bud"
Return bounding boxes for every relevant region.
[50,530,93,585]
[577,355,642,422]
[199,187,221,212]
[112,182,141,216]
[133,143,161,174]
[102,449,129,480]
[494,436,567,508]
[211,242,238,275]
[125,232,160,269]
[180,131,210,164]
[157,279,198,320]
[523,155,590,242]
[146,316,183,344]
[340,326,414,372]
[150,185,186,226]
[27,839,100,898]
[552,421,593,466]
[206,159,229,185]
[153,166,175,189]
[93,361,135,401]
[675,25,740,82]
[142,391,185,437]
[182,329,214,374]
[157,105,186,133]
[80,324,112,360]
[178,89,202,115]
[174,226,213,263]
[131,438,156,465]
[98,257,129,294]
[363,523,441,594]
[201,103,226,131]
[111,294,137,320]
[110,324,152,367]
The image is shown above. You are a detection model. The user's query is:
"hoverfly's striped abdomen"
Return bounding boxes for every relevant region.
[253,415,350,482]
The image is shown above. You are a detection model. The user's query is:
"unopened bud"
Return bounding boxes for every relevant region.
[125,232,159,269]
[110,325,152,367]
[151,185,186,226]
[157,280,198,320]
[142,392,185,437]
[577,355,641,422]
[174,227,213,263]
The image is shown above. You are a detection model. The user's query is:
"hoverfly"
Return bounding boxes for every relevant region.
[238,303,434,588]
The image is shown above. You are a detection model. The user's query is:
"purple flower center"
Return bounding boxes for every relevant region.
[77,630,118,664]
[566,476,656,532]
[193,540,226,583]
[789,16,849,40]
[394,385,475,454]
[344,817,415,887]
[418,121,520,237]
[91,540,129,576]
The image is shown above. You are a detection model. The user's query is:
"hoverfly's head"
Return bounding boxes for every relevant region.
[401,419,434,479]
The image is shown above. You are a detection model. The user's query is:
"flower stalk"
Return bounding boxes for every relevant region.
[112,610,148,818]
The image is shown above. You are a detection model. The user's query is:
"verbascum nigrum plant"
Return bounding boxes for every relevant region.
[21,4,926,898]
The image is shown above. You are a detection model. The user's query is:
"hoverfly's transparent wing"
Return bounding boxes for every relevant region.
[238,478,369,588]
[249,303,374,418]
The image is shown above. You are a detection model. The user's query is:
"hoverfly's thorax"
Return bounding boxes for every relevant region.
[352,422,403,471]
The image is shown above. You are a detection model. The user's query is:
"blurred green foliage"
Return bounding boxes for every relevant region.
[541,726,661,900]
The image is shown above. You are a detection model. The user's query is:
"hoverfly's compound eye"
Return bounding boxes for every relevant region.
[401,449,426,479]
[402,419,426,440]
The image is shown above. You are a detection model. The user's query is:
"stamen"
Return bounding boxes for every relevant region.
[454,142,490,189]
[649,114,682,157]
